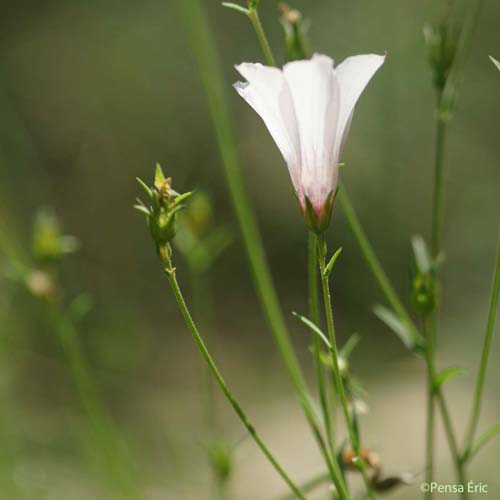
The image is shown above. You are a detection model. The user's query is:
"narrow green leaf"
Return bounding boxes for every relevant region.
[490,56,500,72]
[134,204,150,216]
[155,163,165,184]
[373,305,417,351]
[292,311,331,350]
[433,366,467,392]
[324,247,343,277]
[222,2,250,15]
[350,404,361,452]
[469,423,500,460]
[172,191,193,207]
[136,177,152,198]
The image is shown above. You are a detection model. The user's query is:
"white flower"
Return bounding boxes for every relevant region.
[234,53,385,231]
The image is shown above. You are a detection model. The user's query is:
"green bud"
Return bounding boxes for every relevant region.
[410,272,436,316]
[409,236,438,316]
[424,22,458,93]
[208,440,232,482]
[32,210,79,263]
[135,164,192,251]
[279,3,310,61]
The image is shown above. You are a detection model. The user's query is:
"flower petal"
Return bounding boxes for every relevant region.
[234,63,301,191]
[283,54,340,210]
[334,54,385,154]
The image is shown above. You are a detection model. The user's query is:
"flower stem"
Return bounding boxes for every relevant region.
[176,2,350,497]
[317,234,376,500]
[430,112,447,258]
[190,267,226,498]
[428,100,467,498]
[247,7,276,67]
[309,232,335,455]
[162,249,306,500]
[463,228,500,456]
[422,317,435,499]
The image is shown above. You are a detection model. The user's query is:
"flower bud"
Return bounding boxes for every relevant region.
[32,210,79,264]
[279,3,310,62]
[424,21,458,94]
[208,439,233,482]
[409,236,438,316]
[135,164,192,252]
[410,271,437,316]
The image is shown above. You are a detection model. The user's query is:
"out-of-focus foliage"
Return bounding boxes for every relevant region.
[0,0,499,498]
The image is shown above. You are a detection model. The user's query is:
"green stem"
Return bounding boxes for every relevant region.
[309,232,334,455]
[163,251,306,500]
[177,2,349,498]
[463,228,500,456]
[422,317,435,500]
[247,8,276,67]
[431,112,447,258]
[190,267,225,498]
[428,99,468,497]
[317,234,376,500]
[435,390,466,493]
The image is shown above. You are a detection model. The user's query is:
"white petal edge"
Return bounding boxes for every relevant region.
[234,63,301,192]
[333,54,385,155]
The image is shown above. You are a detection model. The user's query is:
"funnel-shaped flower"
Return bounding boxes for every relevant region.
[234,53,384,232]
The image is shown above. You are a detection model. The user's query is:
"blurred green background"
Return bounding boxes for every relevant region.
[0,0,499,498]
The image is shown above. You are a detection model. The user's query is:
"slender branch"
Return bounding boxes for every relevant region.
[428,94,467,496]
[422,318,435,499]
[463,228,500,455]
[163,251,306,500]
[247,8,276,67]
[189,266,227,498]
[317,234,376,500]
[430,112,447,258]
[309,232,334,455]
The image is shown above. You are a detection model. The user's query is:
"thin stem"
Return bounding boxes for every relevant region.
[176,2,350,497]
[163,252,306,500]
[422,319,466,497]
[309,232,334,455]
[464,228,500,455]
[428,96,468,497]
[247,8,276,67]
[190,267,226,498]
[431,112,447,258]
[435,391,466,492]
[317,234,376,500]
[422,318,435,499]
